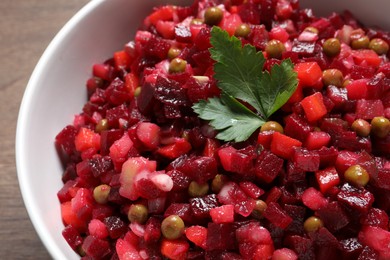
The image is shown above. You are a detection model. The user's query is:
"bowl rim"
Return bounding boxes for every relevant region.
[15,0,105,259]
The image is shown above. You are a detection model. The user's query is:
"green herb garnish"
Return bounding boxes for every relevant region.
[192,27,298,142]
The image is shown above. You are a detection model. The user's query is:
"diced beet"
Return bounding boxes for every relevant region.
[166,170,191,191]
[206,223,237,251]
[135,177,165,199]
[57,180,78,203]
[337,183,374,213]
[357,246,380,260]
[254,150,284,183]
[315,167,340,194]
[189,194,218,219]
[326,85,348,110]
[346,79,368,100]
[218,182,256,217]
[55,125,78,166]
[316,201,349,232]
[210,205,235,224]
[263,202,293,229]
[257,130,274,149]
[361,208,389,230]
[293,148,320,172]
[62,225,83,250]
[302,187,328,210]
[236,222,273,259]
[104,216,127,239]
[71,188,93,222]
[285,161,306,183]
[305,131,331,150]
[148,197,166,214]
[164,203,193,224]
[100,129,124,156]
[89,156,113,178]
[239,182,264,199]
[82,235,111,259]
[105,104,130,130]
[265,187,282,204]
[340,237,364,260]
[284,235,315,260]
[358,226,390,255]
[154,76,189,107]
[284,114,312,142]
[309,227,340,250]
[355,99,384,120]
[284,204,306,235]
[176,156,217,184]
[272,248,298,260]
[335,150,360,175]
[144,217,161,243]
[248,24,269,49]
[136,122,160,150]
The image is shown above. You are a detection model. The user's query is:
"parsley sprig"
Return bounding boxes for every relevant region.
[192,27,298,142]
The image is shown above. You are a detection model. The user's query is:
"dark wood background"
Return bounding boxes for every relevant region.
[0,0,89,258]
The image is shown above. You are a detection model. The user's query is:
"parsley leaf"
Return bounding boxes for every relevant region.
[210,27,266,116]
[192,27,298,142]
[259,59,298,118]
[192,94,265,142]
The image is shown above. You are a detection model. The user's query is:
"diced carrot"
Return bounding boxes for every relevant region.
[300,92,327,122]
[270,132,302,159]
[294,62,323,88]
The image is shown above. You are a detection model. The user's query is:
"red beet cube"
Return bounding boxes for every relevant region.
[62,225,83,250]
[177,156,217,184]
[82,235,111,259]
[254,150,284,183]
[284,235,315,260]
[239,181,265,199]
[144,217,161,244]
[55,125,78,166]
[305,131,331,150]
[302,187,328,211]
[361,208,389,230]
[316,201,349,232]
[206,223,237,251]
[272,248,298,260]
[293,148,320,172]
[164,203,193,224]
[257,130,274,149]
[189,194,218,219]
[218,182,256,217]
[340,237,364,260]
[284,114,312,142]
[337,183,374,213]
[315,167,340,194]
[358,226,390,256]
[210,205,235,224]
[104,216,127,239]
[355,99,384,120]
[263,202,293,229]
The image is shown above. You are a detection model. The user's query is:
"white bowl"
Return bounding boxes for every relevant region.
[15,1,390,259]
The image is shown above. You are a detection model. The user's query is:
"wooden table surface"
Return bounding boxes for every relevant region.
[0,0,89,258]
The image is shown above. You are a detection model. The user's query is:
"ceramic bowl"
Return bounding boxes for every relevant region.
[16,0,390,259]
